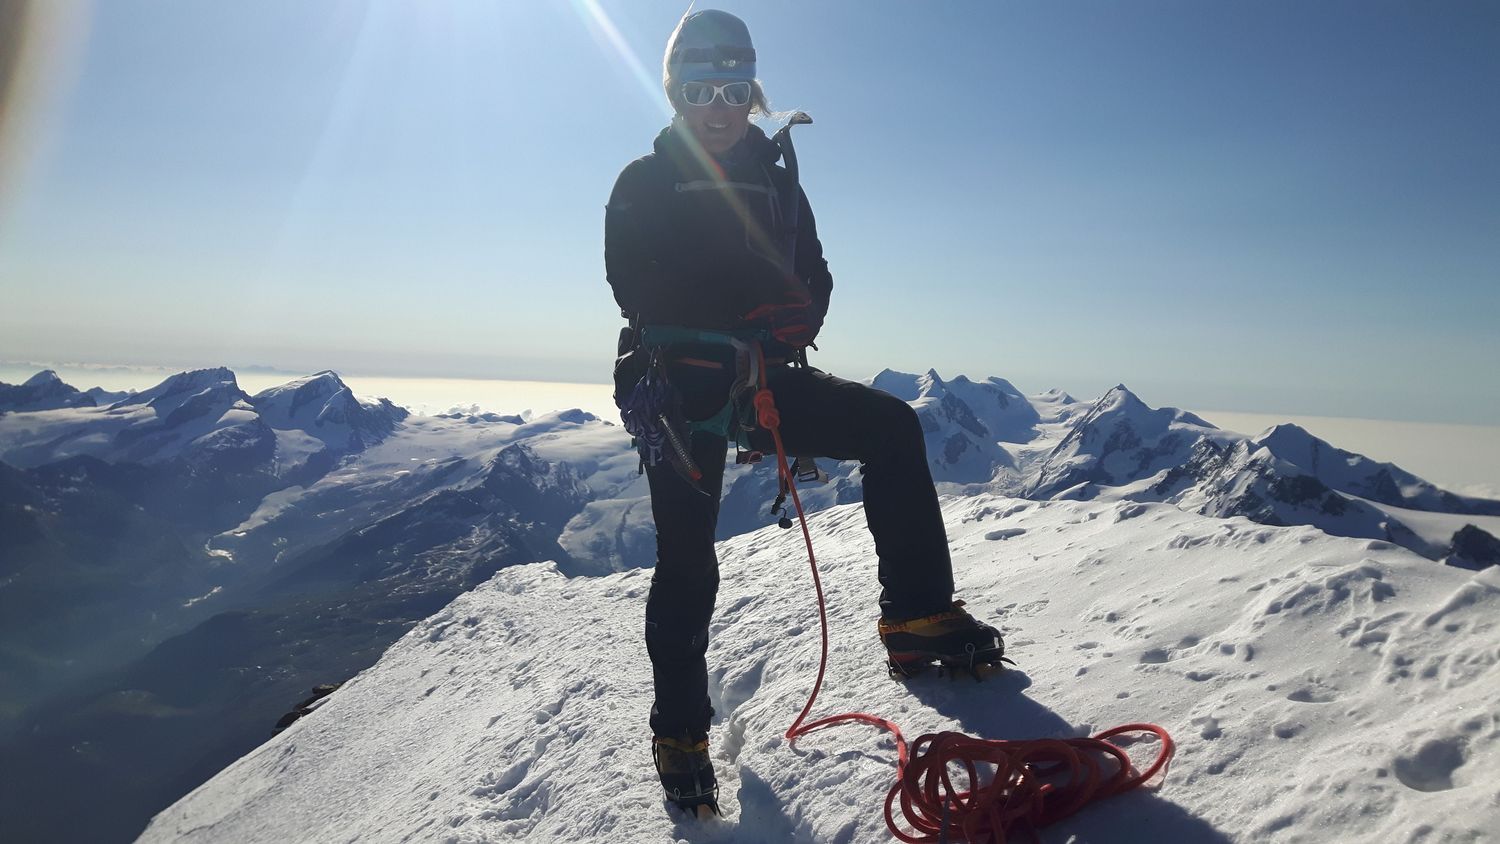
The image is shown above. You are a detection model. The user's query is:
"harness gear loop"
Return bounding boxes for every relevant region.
[637,325,769,451]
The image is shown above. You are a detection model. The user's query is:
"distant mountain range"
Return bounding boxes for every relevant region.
[1,365,1496,843]
[0,369,127,412]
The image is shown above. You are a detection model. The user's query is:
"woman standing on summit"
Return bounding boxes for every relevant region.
[605,10,1005,816]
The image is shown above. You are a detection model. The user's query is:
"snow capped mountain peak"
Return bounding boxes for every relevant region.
[868,369,1010,404]
[1247,421,1500,517]
[296,370,346,393]
[0,370,93,413]
[250,371,350,416]
[1090,385,1214,429]
[1261,420,1311,438]
[22,369,62,388]
[1075,384,1178,438]
[249,371,407,453]
[917,368,947,397]
[1039,387,1077,403]
[979,375,1025,397]
[112,367,243,411]
[868,368,923,402]
[1030,384,1228,499]
[1252,422,1322,460]
[1097,383,1146,413]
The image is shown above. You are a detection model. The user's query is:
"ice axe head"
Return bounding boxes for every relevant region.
[773,112,813,148]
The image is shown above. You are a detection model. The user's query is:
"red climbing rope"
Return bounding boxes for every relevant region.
[752,345,1176,843]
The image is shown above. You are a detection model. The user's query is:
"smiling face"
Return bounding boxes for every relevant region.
[675,79,752,157]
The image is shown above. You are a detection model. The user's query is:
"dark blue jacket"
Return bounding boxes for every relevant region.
[605,122,833,336]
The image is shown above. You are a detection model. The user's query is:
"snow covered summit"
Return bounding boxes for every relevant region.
[109,366,245,413]
[0,369,96,412]
[251,370,408,452]
[0,367,407,475]
[1252,422,1500,517]
[139,494,1500,843]
[1029,383,1220,498]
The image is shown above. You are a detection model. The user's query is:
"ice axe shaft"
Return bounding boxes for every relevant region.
[771,112,813,273]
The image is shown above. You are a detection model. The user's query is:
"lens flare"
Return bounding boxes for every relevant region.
[0,0,90,227]
[568,2,786,280]
[568,0,672,119]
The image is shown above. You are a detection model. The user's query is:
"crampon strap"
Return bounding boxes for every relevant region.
[750,341,1177,842]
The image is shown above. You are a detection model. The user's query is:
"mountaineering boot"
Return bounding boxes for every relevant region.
[879,600,1013,679]
[652,735,720,817]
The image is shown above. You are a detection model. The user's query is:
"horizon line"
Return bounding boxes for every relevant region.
[4,357,1499,433]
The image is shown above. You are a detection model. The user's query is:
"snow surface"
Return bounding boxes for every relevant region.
[1341,496,1500,565]
[139,495,1500,843]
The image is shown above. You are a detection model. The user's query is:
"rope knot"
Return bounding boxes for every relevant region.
[754,388,781,429]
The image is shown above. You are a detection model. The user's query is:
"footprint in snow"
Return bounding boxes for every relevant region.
[1393,736,1469,792]
[1272,721,1304,739]
[1287,684,1339,703]
[1137,635,1203,666]
[1139,648,1171,665]
[1011,599,1049,617]
[984,528,1026,541]
[1192,715,1222,740]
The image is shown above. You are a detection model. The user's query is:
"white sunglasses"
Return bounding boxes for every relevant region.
[680,80,753,107]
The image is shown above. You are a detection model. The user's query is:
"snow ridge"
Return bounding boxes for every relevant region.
[1253,423,1500,517]
[138,496,1500,843]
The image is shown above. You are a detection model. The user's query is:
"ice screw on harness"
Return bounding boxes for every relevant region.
[617,349,707,492]
[657,411,703,482]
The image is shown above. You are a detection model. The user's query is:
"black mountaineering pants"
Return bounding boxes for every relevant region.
[644,364,955,741]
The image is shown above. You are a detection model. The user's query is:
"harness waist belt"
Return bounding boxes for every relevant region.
[640,325,771,348]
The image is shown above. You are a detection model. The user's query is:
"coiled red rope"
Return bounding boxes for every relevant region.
[752,346,1175,843]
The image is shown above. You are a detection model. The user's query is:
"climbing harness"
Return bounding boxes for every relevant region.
[617,324,776,492]
[616,111,822,501]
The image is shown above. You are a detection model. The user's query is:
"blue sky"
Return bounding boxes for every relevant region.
[1,0,1496,424]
